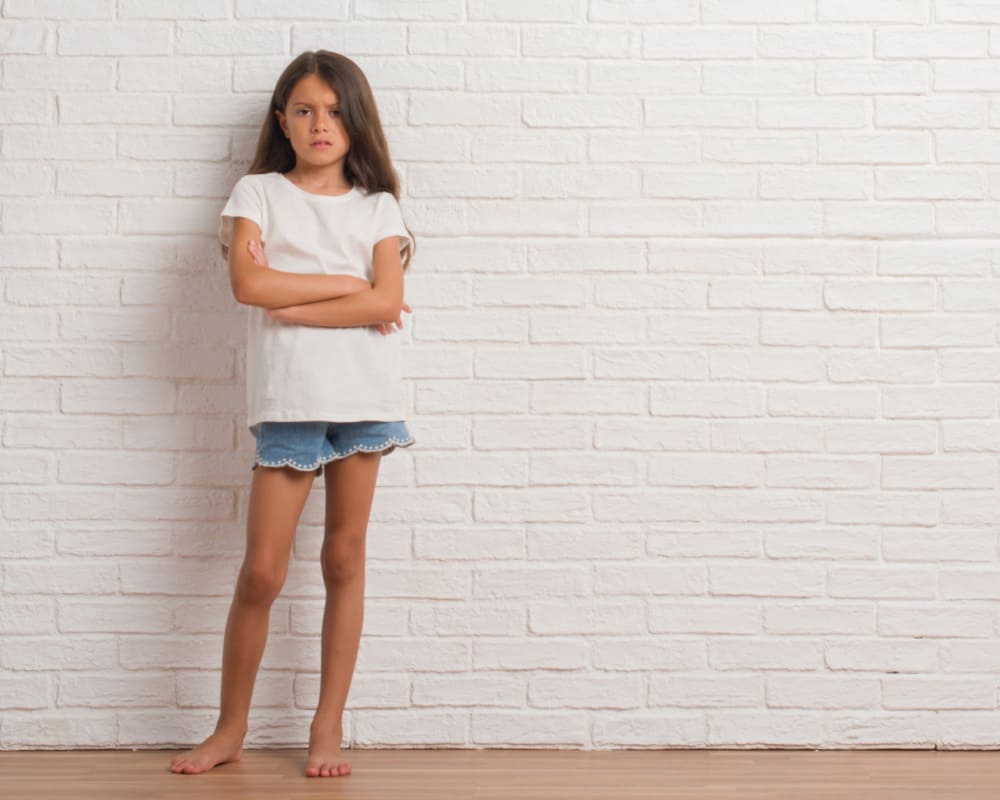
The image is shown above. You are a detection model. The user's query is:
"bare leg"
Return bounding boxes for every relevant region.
[306,451,383,778]
[169,465,316,774]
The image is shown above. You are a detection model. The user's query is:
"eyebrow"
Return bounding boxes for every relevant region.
[291,101,340,107]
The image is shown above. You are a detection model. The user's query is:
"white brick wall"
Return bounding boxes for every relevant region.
[3,0,1000,751]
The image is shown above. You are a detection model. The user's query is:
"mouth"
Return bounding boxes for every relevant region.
[310,140,332,148]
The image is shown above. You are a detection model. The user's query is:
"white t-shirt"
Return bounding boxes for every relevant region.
[218,170,413,429]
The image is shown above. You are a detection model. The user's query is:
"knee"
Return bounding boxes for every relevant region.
[321,538,365,585]
[237,564,285,603]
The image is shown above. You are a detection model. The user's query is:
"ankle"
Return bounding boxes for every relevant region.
[214,722,248,738]
[310,715,343,732]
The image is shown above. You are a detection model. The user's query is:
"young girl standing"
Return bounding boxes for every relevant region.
[169,50,415,779]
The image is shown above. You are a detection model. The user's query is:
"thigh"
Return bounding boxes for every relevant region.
[245,464,316,574]
[322,451,382,547]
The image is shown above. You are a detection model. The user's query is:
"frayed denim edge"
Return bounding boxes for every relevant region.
[252,436,415,472]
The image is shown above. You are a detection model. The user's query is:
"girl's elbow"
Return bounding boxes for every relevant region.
[233,278,251,305]
[381,300,402,322]
[235,273,277,309]
[377,291,402,322]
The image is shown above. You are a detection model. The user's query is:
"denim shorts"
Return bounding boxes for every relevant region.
[249,420,415,476]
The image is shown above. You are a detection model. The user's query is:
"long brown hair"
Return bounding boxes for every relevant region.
[221,50,414,271]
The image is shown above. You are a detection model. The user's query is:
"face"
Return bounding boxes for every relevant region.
[275,73,349,168]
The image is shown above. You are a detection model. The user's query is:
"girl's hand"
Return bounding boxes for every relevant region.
[248,239,270,269]
[376,302,412,336]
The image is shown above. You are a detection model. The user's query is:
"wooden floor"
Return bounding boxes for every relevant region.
[3,748,1000,799]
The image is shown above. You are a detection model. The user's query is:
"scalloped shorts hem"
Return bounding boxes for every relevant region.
[250,420,414,477]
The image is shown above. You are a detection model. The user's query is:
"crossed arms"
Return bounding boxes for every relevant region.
[227,215,408,330]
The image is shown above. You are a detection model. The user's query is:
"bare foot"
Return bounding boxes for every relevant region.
[306,721,351,777]
[169,728,245,774]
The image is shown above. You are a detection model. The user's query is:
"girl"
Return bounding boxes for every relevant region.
[169,50,415,779]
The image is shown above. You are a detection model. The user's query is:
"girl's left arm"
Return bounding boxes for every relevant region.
[272,290,391,327]
[271,236,407,328]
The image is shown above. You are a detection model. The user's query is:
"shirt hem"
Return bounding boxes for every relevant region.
[247,411,409,428]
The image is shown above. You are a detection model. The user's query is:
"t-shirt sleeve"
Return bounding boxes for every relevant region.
[218,174,264,248]
[372,191,413,254]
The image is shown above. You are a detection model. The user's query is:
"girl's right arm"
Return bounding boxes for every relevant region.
[228,216,370,309]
